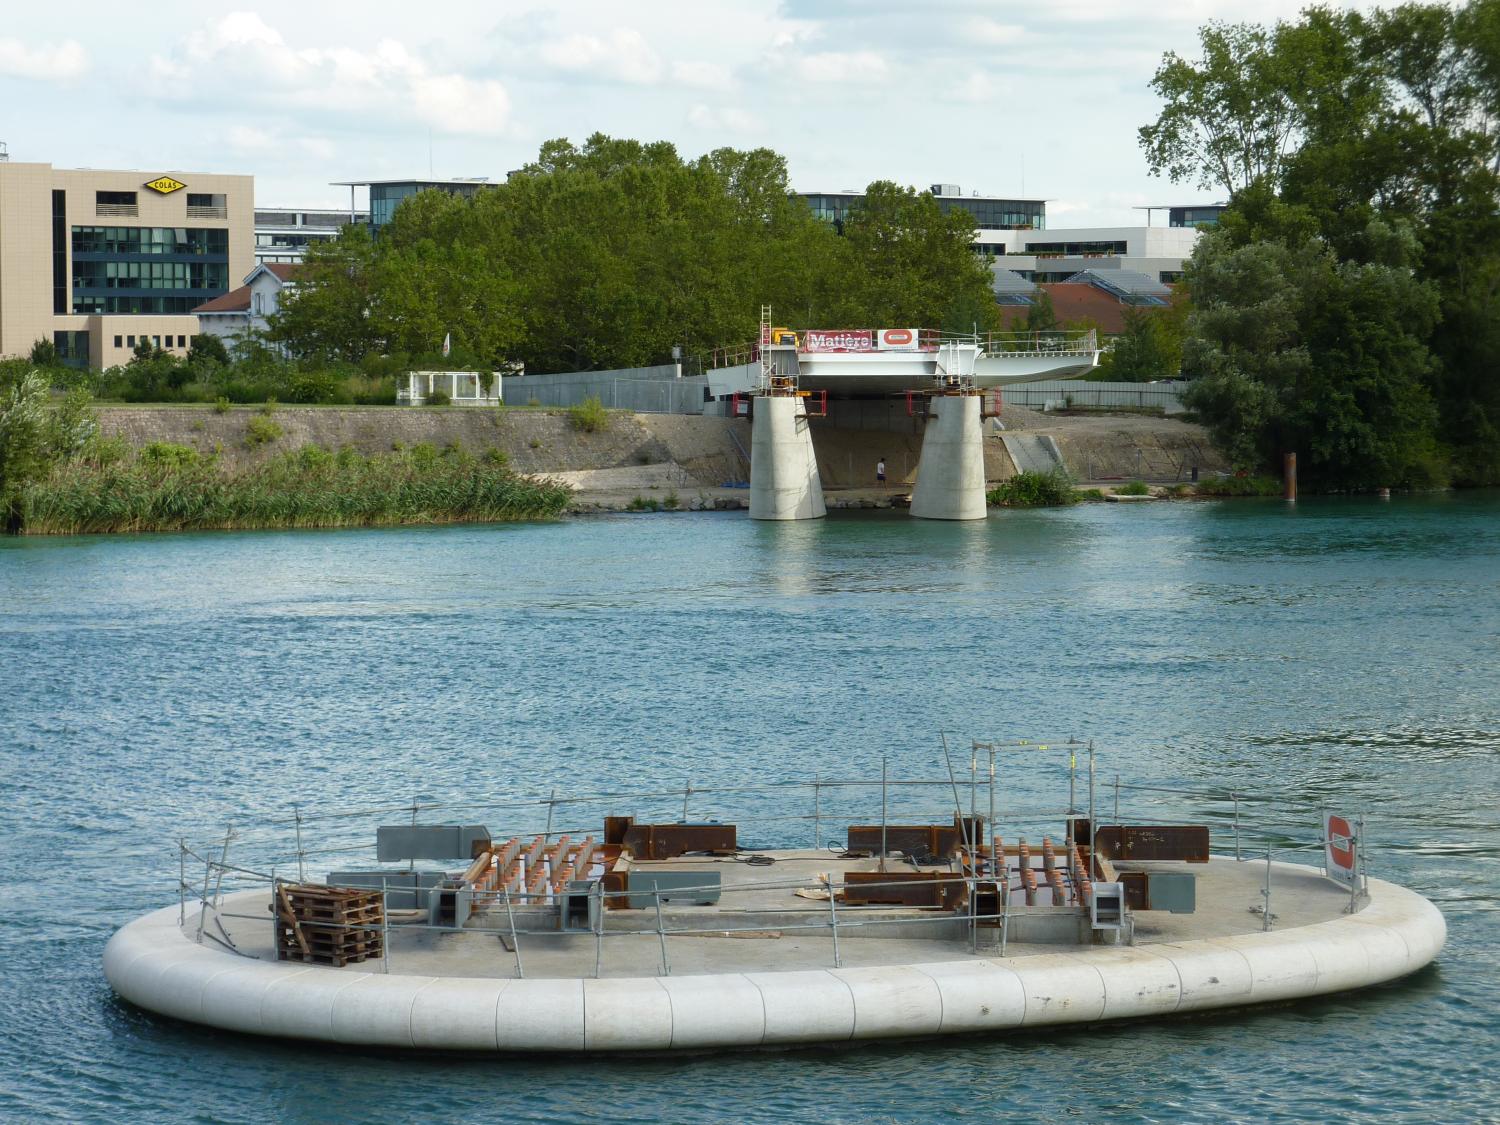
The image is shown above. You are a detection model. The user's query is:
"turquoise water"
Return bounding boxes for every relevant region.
[2,495,1497,1122]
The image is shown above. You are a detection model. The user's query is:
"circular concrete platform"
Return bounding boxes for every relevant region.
[103,861,1445,1052]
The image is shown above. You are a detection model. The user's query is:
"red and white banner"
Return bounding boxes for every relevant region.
[1325,813,1359,886]
[877,328,922,351]
[804,329,874,352]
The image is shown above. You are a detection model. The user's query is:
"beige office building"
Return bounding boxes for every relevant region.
[0,160,253,370]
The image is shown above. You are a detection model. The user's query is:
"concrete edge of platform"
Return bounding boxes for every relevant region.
[103,862,1446,1052]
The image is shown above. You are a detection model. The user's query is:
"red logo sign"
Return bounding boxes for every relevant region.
[883,328,913,345]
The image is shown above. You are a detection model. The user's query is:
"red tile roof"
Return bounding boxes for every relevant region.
[262,262,301,282]
[192,285,251,315]
[999,283,1165,336]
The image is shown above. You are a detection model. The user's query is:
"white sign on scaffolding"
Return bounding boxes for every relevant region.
[1324,812,1360,887]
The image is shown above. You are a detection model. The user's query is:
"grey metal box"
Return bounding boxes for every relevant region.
[376,824,490,863]
[626,870,722,909]
[1147,871,1196,914]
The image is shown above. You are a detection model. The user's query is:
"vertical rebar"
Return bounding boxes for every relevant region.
[654,891,671,977]
[544,787,557,843]
[501,882,524,978]
[827,876,842,968]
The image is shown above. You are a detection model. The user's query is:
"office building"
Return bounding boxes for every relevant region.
[331,178,497,235]
[254,208,365,265]
[0,157,252,368]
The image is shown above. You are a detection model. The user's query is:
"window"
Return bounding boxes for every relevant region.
[127,336,136,347]
[186,192,227,219]
[178,335,186,348]
[52,331,90,369]
[96,190,138,217]
[52,191,67,314]
[114,335,123,348]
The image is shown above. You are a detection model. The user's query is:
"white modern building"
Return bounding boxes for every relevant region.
[253,208,365,265]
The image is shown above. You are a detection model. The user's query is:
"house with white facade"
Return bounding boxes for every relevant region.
[190,262,299,345]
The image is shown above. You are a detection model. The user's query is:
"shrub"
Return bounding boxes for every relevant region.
[528,437,542,450]
[258,398,278,415]
[987,469,1078,508]
[425,389,451,407]
[568,395,609,433]
[483,447,509,466]
[138,442,201,469]
[663,490,680,510]
[213,396,231,414]
[626,495,660,511]
[245,414,283,446]
[1195,474,1281,497]
[1115,480,1151,496]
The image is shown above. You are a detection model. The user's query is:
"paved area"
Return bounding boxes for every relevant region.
[204,855,1357,981]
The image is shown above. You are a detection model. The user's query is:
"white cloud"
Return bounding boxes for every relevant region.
[672,60,732,91]
[793,51,888,83]
[149,12,510,137]
[955,73,1002,103]
[686,104,761,134]
[0,36,88,80]
[226,124,333,160]
[966,18,1024,45]
[536,28,663,85]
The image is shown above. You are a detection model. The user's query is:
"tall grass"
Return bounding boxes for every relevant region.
[19,445,572,534]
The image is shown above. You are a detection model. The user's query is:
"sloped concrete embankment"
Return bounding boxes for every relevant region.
[96,406,753,486]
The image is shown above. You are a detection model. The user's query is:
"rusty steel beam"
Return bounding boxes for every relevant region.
[841,871,967,910]
[1094,825,1210,863]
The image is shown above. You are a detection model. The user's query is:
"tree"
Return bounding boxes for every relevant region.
[28,339,60,368]
[0,367,96,533]
[187,333,230,368]
[1022,288,1059,334]
[1182,226,1441,488]
[1109,307,1175,382]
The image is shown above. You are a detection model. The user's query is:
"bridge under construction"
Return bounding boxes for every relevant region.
[743,309,1098,520]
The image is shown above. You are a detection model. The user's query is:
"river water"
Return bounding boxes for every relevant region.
[1,495,1497,1123]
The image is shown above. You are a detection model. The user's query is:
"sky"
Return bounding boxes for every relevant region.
[0,0,1407,229]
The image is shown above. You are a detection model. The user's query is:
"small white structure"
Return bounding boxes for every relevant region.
[397,370,503,406]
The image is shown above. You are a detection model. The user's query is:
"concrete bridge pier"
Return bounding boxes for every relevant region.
[749,395,826,521]
[910,394,987,521]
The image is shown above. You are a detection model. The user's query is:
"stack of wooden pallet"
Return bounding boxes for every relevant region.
[274,883,385,967]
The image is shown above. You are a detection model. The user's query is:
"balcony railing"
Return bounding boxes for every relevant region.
[187,205,227,220]
[96,203,138,218]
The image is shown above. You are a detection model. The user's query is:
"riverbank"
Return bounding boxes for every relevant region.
[17,446,571,535]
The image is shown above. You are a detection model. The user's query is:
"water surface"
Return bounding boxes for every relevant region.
[2,494,1497,1122]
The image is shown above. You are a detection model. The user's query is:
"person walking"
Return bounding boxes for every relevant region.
[876,457,887,487]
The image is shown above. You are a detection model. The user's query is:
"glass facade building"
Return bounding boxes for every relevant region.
[71,226,231,315]
[352,180,492,233]
[797,189,1045,232]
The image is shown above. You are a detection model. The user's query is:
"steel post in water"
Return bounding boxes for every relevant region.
[1283,452,1297,502]
[682,780,691,822]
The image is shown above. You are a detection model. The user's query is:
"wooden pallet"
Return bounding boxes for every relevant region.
[274,883,385,967]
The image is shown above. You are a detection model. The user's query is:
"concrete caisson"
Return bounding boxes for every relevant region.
[910,394,987,521]
[748,395,826,521]
[103,865,1445,1053]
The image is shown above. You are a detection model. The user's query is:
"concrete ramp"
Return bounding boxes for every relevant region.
[1001,433,1067,476]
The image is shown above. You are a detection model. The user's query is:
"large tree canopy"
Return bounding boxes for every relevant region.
[272,134,999,376]
[1145,1,1500,486]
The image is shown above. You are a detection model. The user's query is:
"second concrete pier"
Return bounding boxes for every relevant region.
[910,394,987,521]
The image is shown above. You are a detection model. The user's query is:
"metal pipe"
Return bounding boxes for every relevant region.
[381,889,390,974]
[1114,774,1120,822]
[880,755,888,871]
[682,779,691,822]
[827,876,842,968]
[812,774,821,851]
[501,882,524,978]
[544,787,556,842]
[1087,741,1095,852]
[654,891,671,977]
[178,839,186,927]
[1234,794,1242,862]
[1263,843,1273,931]
[293,806,306,883]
